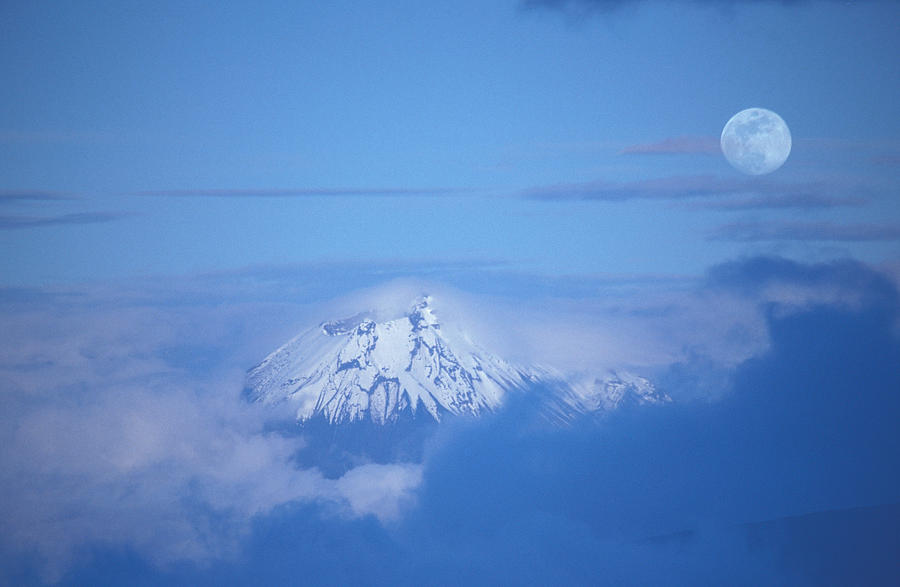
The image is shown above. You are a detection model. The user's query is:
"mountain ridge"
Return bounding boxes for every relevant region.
[244,295,669,426]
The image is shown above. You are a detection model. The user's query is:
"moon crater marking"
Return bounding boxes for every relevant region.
[721,108,791,175]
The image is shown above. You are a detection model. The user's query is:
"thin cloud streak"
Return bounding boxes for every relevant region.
[0,212,127,230]
[0,190,77,203]
[708,221,900,242]
[523,0,861,15]
[620,136,719,156]
[522,175,745,201]
[520,175,868,210]
[681,193,868,211]
[133,187,470,198]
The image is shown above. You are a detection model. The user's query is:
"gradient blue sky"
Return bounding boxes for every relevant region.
[3,2,900,585]
[2,0,898,285]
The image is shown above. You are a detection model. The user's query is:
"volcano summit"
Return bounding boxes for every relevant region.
[245,296,668,426]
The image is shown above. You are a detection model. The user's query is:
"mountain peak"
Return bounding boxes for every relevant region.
[245,296,532,424]
[408,295,439,331]
[320,312,370,336]
[245,296,669,426]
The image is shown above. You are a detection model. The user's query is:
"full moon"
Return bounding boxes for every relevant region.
[720,108,791,175]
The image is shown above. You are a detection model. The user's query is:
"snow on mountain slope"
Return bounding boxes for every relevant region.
[245,295,669,425]
[245,297,538,424]
[567,371,671,412]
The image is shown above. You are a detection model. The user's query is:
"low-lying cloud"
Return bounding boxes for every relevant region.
[0,293,421,583]
[1,256,898,584]
[114,255,896,585]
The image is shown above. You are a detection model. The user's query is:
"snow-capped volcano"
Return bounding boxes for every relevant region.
[245,296,669,425]
[245,296,538,424]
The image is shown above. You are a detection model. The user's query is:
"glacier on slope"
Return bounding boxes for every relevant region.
[244,296,669,425]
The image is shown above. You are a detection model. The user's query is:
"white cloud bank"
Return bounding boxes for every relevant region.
[0,295,421,584]
[3,257,891,582]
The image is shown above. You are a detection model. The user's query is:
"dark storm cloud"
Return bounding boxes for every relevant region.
[709,220,900,242]
[0,212,127,230]
[521,175,868,210]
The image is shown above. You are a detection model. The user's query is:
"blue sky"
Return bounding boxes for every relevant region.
[1,0,898,284]
[2,1,900,585]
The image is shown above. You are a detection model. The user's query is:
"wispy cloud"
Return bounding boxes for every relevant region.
[521,175,868,210]
[709,221,900,242]
[0,190,76,203]
[522,175,743,201]
[0,212,127,230]
[707,256,900,311]
[0,289,423,582]
[681,193,867,211]
[523,0,859,15]
[619,136,719,156]
[133,187,467,198]
[2,256,897,582]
